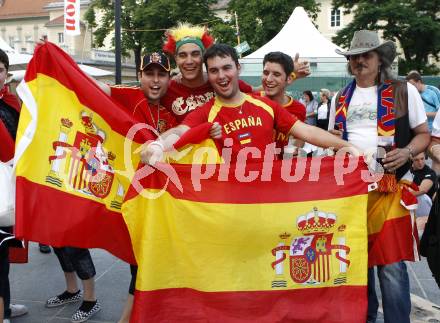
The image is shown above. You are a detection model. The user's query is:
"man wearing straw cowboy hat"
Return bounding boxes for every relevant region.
[328,30,430,323]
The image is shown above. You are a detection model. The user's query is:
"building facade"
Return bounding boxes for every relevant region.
[0,0,134,81]
[315,0,354,41]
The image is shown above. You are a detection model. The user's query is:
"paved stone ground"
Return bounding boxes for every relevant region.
[9,245,128,323]
[6,243,440,323]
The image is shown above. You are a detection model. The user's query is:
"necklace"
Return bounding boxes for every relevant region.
[236,103,244,114]
[147,103,161,133]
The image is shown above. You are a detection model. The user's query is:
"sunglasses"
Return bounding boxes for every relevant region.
[348,52,375,61]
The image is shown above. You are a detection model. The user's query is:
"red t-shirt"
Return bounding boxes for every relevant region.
[110,86,177,134]
[182,93,298,161]
[161,79,253,124]
[275,96,306,149]
[253,92,306,151]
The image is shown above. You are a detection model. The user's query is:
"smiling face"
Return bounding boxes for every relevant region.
[262,61,291,102]
[348,50,380,86]
[175,43,204,86]
[139,64,170,105]
[207,54,241,103]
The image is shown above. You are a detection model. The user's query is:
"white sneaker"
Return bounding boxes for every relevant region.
[4,319,11,323]
[9,303,28,317]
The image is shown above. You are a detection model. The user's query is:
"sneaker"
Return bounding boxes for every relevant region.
[4,319,10,323]
[71,300,101,323]
[39,244,51,254]
[9,303,28,317]
[46,290,82,308]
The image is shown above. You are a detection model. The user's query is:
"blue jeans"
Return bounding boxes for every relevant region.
[367,261,411,323]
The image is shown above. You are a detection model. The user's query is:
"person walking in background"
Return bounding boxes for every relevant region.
[406,70,440,132]
[316,88,331,130]
[302,90,318,126]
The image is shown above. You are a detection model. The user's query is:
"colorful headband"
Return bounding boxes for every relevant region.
[163,23,214,55]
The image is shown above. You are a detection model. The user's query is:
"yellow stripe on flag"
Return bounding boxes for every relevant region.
[123,190,368,292]
[166,139,223,165]
[16,74,140,211]
[367,189,409,234]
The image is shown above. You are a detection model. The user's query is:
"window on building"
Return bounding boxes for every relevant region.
[330,8,341,27]
[58,32,64,44]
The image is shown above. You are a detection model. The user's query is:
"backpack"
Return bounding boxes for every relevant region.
[420,185,440,288]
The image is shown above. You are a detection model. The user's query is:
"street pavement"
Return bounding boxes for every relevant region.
[7,243,440,323]
[9,244,128,323]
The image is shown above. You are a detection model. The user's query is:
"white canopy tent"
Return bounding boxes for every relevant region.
[77,64,114,77]
[0,37,32,66]
[244,7,343,59]
[0,37,113,80]
[7,65,113,83]
[240,7,347,77]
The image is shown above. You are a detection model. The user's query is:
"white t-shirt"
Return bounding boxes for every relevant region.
[328,83,426,151]
[432,109,440,138]
[317,103,329,120]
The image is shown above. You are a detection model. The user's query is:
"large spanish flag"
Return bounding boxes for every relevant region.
[14,42,152,263]
[123,158,369,322]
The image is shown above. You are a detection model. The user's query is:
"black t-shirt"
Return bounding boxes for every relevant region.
[412,165,437,198]
[0,99,19,139]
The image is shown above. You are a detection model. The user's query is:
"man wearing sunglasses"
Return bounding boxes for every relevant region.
[328,30,430,323]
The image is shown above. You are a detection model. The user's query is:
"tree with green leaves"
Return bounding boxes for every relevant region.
[331,0,440,74]
[85,0,217,72]
[212,0,320,52]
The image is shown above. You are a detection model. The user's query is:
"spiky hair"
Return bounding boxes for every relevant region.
[163,22,214,55]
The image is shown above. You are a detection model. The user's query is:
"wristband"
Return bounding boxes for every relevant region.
[148,140,165,151]
[290,72,297,80]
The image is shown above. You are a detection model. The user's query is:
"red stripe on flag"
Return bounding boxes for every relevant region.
[131,286,367,323]
[368,215,418,267]
[15,177,135,264]
[126,157,368,203]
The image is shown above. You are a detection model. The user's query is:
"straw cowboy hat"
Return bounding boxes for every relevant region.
[335,30,396,66]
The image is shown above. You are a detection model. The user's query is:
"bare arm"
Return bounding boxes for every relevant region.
[140,125,190,164]
[411,179,434,197]
[87,76,111,96]
[383,122,430,172]
[289,121,356,152]
[428,136,440,174]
